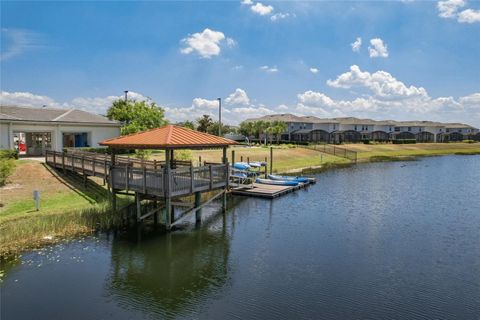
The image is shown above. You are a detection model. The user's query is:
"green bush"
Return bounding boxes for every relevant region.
[0,158,16,186]
[174,149,193,161]
[0,149,19,160]
[362,139,371,144]
[462,140,476,143]
[134,149,152,160]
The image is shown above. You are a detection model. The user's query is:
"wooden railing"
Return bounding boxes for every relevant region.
[46,150,229,198]
[109,164,228,197]
[64,149,192,169]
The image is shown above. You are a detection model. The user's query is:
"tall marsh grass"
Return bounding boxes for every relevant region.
[0,203,124,257]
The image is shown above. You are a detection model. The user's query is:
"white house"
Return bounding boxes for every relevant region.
[0,105,121,156]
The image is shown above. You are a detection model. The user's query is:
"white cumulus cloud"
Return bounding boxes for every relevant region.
[327,65,428,101]
[351,37,362,52]
[180,28,233,58]
[225,88,250,106]
[368,38,389,58]
[250,2,274,15]
[457,8,480,23]
[437,0,480,23]
[309,68,319,74]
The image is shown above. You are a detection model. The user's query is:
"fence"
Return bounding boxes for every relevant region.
[306,144,357,162]
[109,164,228,197]
[46,150,229,198]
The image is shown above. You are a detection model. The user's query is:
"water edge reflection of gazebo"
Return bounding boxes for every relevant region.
[99,125,237,229]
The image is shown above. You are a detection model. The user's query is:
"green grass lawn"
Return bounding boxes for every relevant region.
[152,145,350,173]
[344,142,480,160]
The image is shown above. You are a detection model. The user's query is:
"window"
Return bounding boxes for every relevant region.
[446,129,450,133]
[354,125,357,131]
[389,127,392,131]
[408,127,411,131]
[394,127,400,132]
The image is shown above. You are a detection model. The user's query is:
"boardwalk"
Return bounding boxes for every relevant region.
[45,150,229,198]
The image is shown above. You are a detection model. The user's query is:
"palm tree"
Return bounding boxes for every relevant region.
[272,121,287,144]
[196,115,213,133]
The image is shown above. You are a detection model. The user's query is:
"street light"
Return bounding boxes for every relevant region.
[217,97,222,137]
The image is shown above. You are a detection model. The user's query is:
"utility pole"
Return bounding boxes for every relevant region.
[124,90,128,102]
[217,97,222,137]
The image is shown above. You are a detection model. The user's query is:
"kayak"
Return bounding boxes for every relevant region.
[233,162,251,170]
[256,178,299,186]
[249,161,267,167]
[268,174,309,183]
[231,172,248,179]
[248,162,262,168]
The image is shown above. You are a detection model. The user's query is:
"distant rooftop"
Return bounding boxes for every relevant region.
[0,105,121,126]
[246,114,477,129]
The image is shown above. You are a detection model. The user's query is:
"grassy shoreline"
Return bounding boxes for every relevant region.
[1,143,479,257]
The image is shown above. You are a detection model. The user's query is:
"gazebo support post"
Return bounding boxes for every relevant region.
[164,148,172,230]
[136,192,141,223]
[170,149,175,224]
[222,147,228,213]
[195,191,202,224]
[153,199,158,225]
[109,148,117,211]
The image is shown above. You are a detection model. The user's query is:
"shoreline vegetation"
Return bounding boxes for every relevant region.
[1,142,479,258]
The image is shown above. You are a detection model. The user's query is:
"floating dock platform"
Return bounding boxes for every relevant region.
[231,178,316,199]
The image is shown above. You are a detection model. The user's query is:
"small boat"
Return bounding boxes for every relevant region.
[231,172,248,179]
[248,162,262,168]
[249,161,267,167]
[233,162,251,170]
[256,178,299,186]
[268,174,309,183]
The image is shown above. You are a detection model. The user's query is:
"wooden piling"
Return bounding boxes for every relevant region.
[195,192,202,224]
[136,193,141,222]
[270,147,273,174]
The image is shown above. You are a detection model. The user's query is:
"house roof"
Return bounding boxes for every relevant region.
[0,105,120,125]
[245,113,306,123]
[99,125,238,149]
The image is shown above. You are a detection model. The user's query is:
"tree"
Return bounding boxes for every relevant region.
[272,121,287,143]
[107,99,168,135]
[239,121,255,138]
[207,122,231,136]
[196,115,214,133]
[183,120,195,130]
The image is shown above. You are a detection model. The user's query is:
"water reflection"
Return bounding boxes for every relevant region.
[106,214,231,318]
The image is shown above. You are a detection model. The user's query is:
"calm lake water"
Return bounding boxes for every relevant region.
[1,155,480,320]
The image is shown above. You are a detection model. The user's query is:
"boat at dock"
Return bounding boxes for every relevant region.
[255,178,299,186]
[268,174,310,183]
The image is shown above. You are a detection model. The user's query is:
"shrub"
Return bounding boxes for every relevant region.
[462,140,476,144]
[0,149,19,160]
[0,158,16,186]
[362,139,371,144]
[135,149,152,160]
[174,150,193,161]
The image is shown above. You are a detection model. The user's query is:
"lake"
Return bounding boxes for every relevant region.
[1,155,480,320]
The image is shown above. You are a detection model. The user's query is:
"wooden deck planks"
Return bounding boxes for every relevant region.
[231,180,315,199]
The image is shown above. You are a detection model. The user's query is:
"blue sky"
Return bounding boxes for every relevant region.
[1,0,479,126]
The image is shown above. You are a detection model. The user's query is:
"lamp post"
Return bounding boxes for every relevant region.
[217,97,222,137]
[124,90,128,102]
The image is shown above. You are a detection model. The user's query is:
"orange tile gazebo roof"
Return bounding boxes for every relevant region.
[99,125,238,149]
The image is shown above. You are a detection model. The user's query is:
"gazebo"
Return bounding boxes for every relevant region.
[99,125,237,229]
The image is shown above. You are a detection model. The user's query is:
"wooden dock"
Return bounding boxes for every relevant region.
[231,179,315,199]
